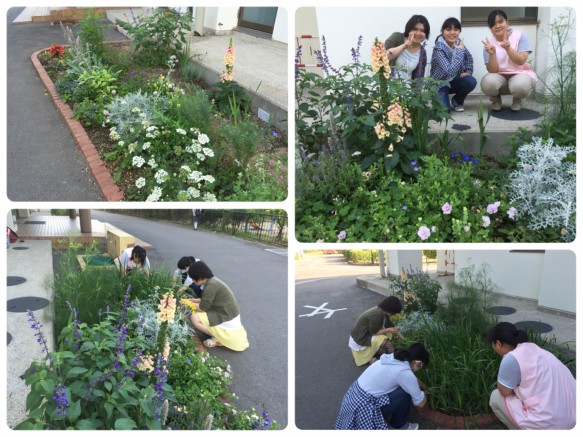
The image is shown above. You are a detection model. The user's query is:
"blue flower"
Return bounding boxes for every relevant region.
[402,205,408,211]
[463,154,470,162]
[410,160,417,166]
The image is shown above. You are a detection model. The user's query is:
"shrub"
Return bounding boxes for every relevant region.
[388,268,441,314]
[342,250,379,264]
[507,138,576,242]
[79,9,106,58]
[116,8,193,67]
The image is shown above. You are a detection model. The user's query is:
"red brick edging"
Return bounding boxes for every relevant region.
[31,49,125,201]
[418,406,501,429]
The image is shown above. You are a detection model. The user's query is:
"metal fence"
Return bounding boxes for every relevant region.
[105,209,288,247]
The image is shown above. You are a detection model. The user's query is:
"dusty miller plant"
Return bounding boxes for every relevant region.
[507,137,575,242]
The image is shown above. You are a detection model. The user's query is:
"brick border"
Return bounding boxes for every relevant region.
[417,407,501,429]
[31,49,125,201]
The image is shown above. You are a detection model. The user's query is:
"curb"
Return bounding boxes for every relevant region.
[31,48,125,202]
[417,407,501,429]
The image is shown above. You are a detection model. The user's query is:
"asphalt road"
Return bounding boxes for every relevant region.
[295,254,384,429]
[6,7,126,201]
[90,210,288,427]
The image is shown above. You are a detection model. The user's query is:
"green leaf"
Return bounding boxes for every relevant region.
[25,389,42,412]
[67,367,89,378]
[76,418,104,430]
[115,418,137,430]
[39,379,56,395]
[68,399,82,422]
[104,381,113,392]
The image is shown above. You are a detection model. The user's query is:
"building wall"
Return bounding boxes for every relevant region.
[202,7,287,42]
[298,7,574,95]
[454,250,575,313]
[272,8,288,43]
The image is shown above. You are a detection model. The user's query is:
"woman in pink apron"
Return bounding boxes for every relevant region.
[480,10,537,112]
[487,322,575,429]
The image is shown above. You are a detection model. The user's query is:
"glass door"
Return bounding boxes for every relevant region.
[238,7,278,34]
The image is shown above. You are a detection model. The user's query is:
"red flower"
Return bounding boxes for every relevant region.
[49,44,64,58]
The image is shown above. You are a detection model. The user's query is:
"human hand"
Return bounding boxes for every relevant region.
[500,30,510,50]
[418,378,426,391]
[388,327,400,335]
[481,37,495,55]
[460,72,469,78]
[454,38,465,50]
[404,32,414,48]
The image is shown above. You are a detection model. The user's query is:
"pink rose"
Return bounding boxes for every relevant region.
[482,216,491,228]
[417,226,431,240]
[486,201,501,214]
[507,207,517,220]
[441,202,452,214]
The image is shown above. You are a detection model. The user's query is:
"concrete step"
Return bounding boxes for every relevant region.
[428,94,544,157]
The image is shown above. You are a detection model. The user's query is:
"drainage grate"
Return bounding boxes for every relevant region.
[486,306,517,315]
[24,220,46,225]
[515,320,553,334]
[12,246,29,250]
[8,333,12,346]
[7,297,50,312]
[7,276,27,286]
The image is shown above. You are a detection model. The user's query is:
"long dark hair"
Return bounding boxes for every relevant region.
[404,15,430,40]
[131,246,147,266]
[394,342,430,365]
[487,322,529,346]
[188,260,214,282]
[487,10,508,28]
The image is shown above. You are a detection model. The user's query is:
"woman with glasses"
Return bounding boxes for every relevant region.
[335,343,430,430]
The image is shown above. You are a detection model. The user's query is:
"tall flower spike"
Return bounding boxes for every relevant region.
[220,38,235,83]
[370,37,390,78]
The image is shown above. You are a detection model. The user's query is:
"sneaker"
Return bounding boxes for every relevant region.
[490,96,502,111]
[451,97,464,112]
[511,98,522,112]
[400,422,419,430]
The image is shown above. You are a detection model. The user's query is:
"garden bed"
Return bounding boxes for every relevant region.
[35,13,287,202]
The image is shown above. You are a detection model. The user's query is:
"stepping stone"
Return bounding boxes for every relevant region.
[489,108,541,121]
[514,320,553,334]
[7,297,50,312]
[486,306,517,315]
[7,276,27,286]
[12,246,29,250]
[7,333,12,346]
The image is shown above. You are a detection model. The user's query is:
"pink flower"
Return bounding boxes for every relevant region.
[507,207,517,220]
[464,225,471,232]
[482,216,491,228]
[441,202,452,214]
[486,201,501,214]
[337,230,347,240]
[316,239,325,243]
[417,226,431,240]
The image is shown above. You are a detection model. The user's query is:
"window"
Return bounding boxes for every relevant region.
[461,7,538,27]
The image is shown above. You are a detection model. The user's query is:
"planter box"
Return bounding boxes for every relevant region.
[77,254,118,271]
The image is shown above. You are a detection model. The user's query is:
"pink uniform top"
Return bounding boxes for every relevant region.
[491,29,537,81]
[504,342,576,429]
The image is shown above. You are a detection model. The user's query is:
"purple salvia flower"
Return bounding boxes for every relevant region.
[351,35,363,63]
[26,310,50,357]
[53,385,70,417]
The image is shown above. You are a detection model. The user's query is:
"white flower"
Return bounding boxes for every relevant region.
[135,177,146,188]
[188,171,203,181]
[351,151,361,156]
[203,147,214,157]
[148,158,157,168]
[198,133,210,144]
[132,156,146,168]
[154,169,169,184]
[131,107,140,113]
[176,128,187,135]
[118,140,125,147]
[146,186,162,202]
[202,192,217,202]
[203,175,215,183]
[187,187,201,199]
[196,153,206,161]
[142,142,151,150]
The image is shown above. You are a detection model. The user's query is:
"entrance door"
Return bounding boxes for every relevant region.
[238,7,278,35]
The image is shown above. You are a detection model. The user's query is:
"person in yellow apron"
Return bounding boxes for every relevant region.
[182,261,249,351]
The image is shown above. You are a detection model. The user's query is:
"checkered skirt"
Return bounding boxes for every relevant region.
[335,381,391,429]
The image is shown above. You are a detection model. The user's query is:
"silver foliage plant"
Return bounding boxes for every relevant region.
[507,137,576,242]
[128,293,191,350]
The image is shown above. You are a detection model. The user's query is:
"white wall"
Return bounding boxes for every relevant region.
[386,250,423,276]
[454,251,575,313]
[272,8,288,43]
[538,251,576,313]
[301,7,574,95]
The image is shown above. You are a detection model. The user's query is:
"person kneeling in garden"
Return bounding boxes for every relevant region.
[185,260,249,351]
[335,343,429,430]
[349,296,402,366]
[487,322,576,429]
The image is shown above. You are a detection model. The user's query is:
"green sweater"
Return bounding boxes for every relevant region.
[198,277,241,327]
[350,306,391,347]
